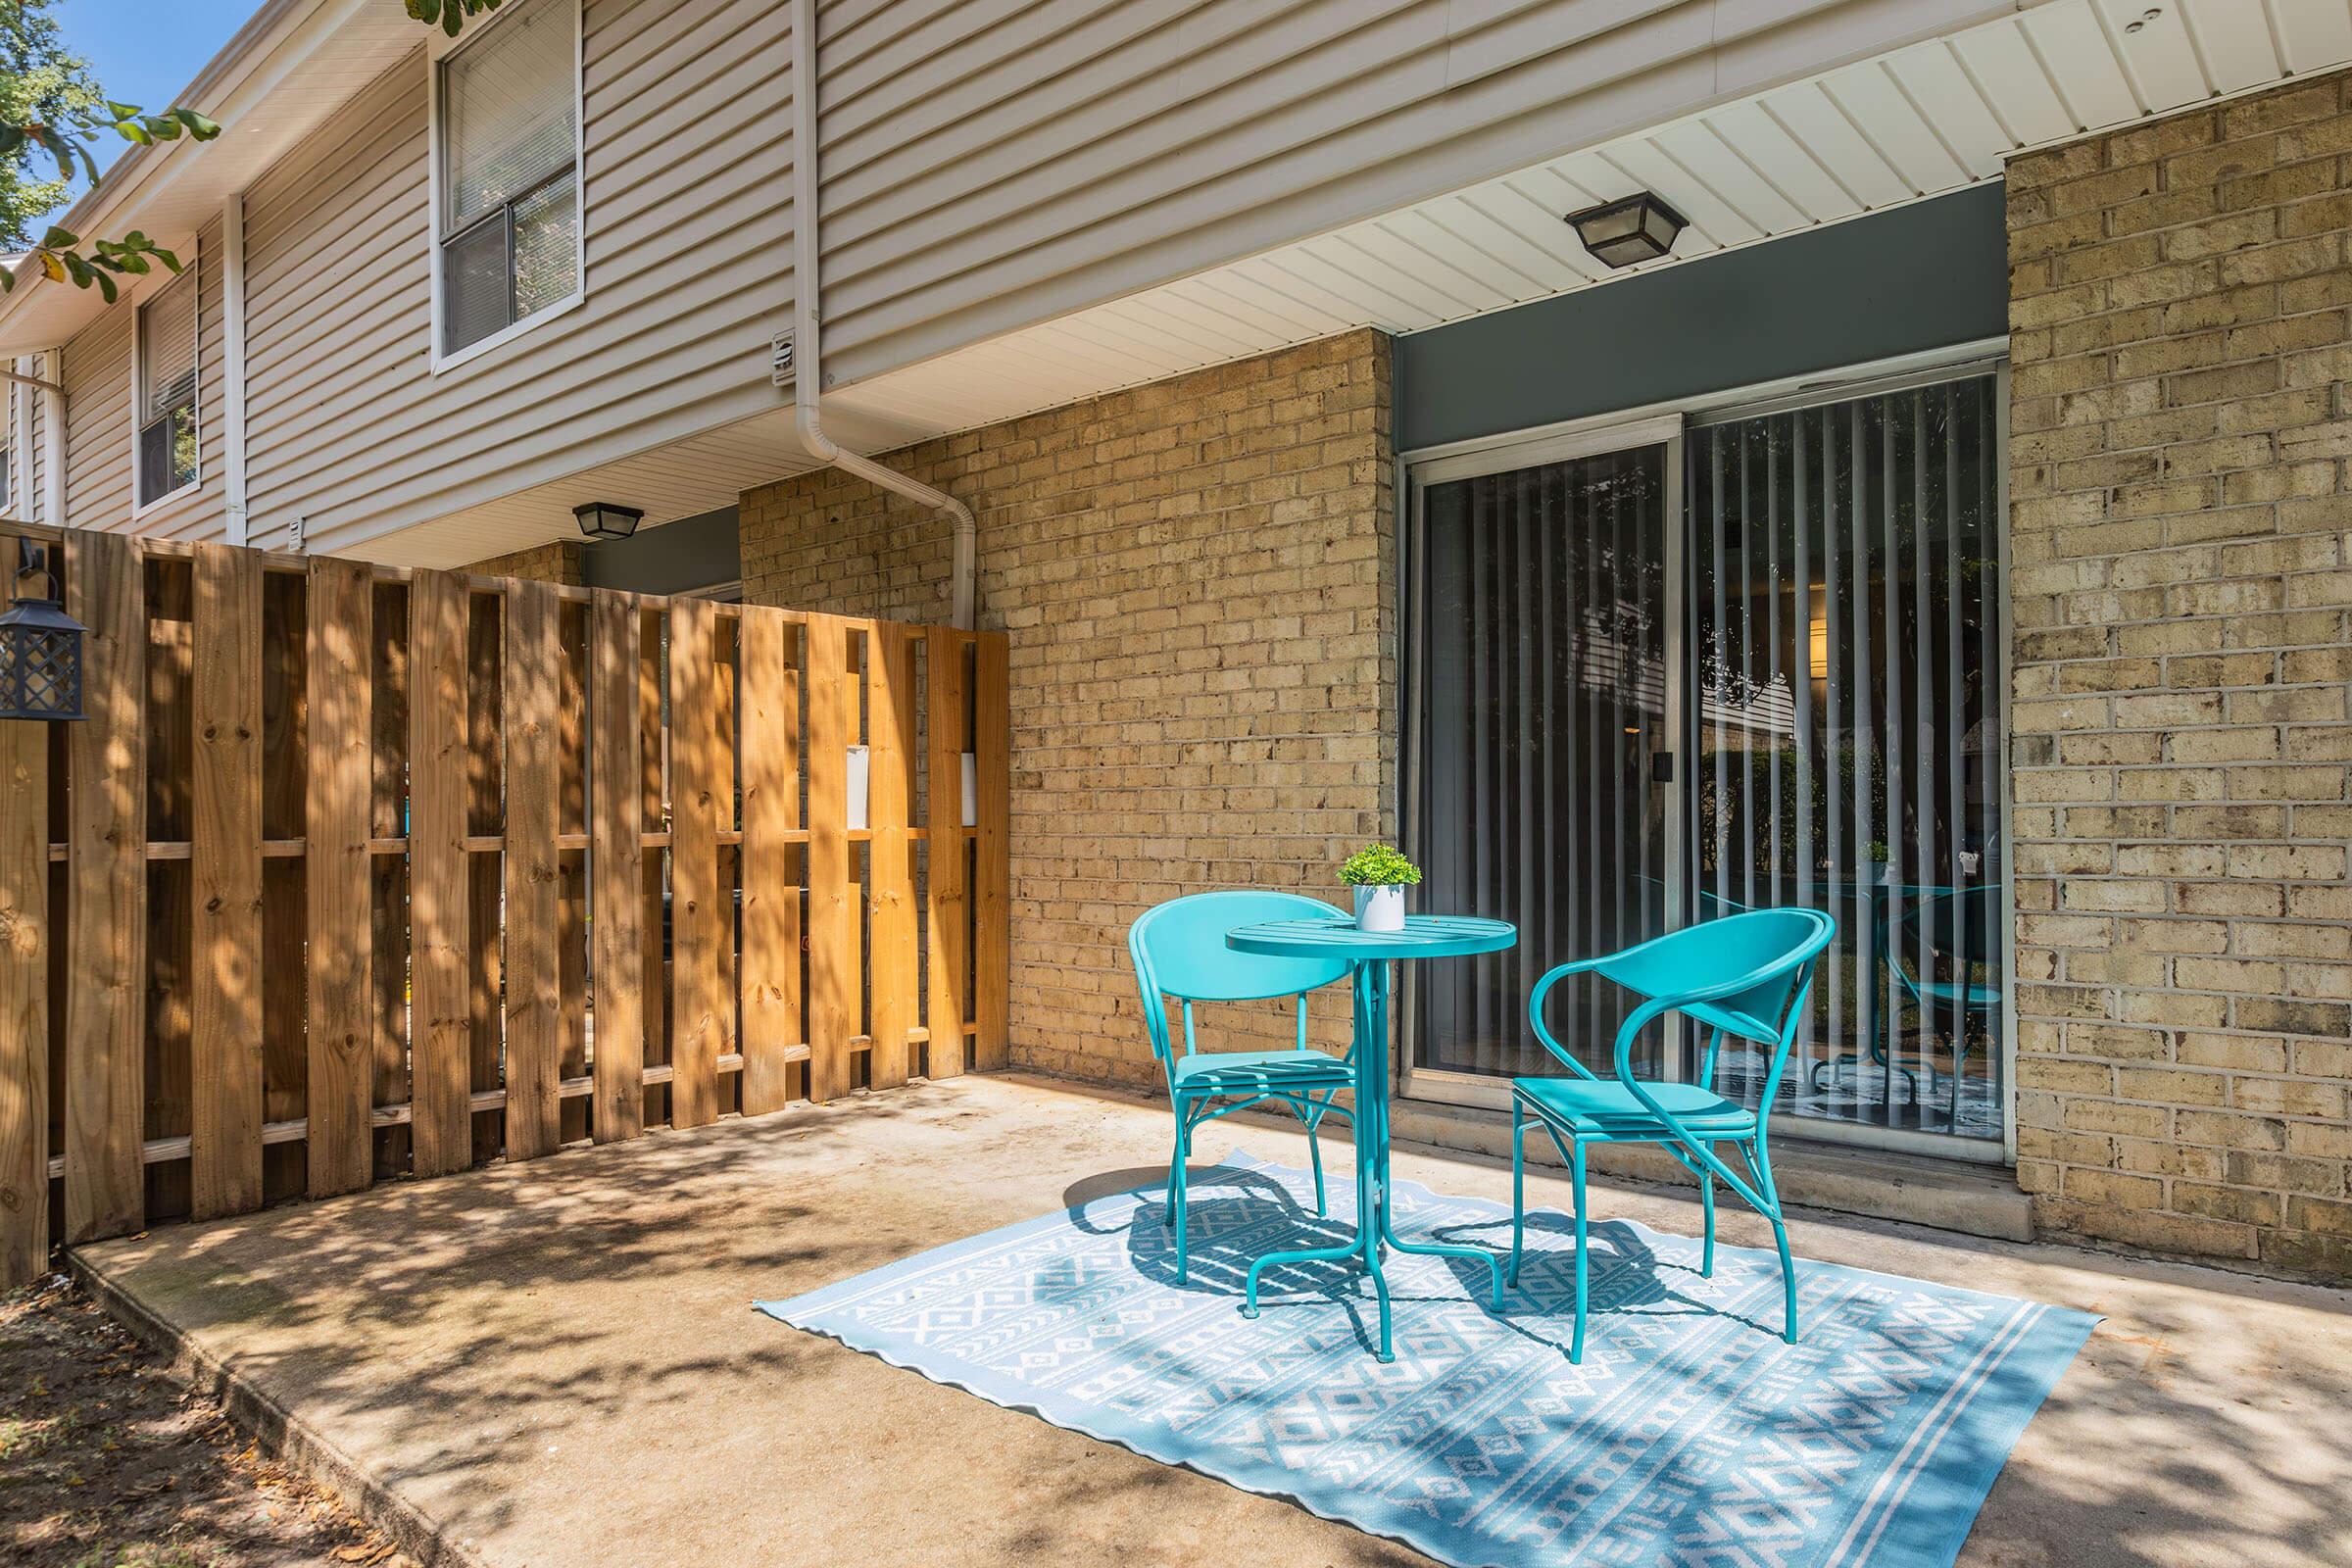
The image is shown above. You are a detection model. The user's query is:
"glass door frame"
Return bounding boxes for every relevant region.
[1394,340,2017,1167]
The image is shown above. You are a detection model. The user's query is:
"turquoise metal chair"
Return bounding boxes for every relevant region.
[1129,891,1356,1283]
[1508,906,1836,1362]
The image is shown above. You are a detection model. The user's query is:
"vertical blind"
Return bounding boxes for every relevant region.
[1686,373,2005,1141]
[1408,444,1675,1081]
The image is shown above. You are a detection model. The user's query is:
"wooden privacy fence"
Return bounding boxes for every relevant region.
[0,523,1009,1288]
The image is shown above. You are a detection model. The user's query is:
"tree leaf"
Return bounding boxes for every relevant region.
[40,226,77,248]
[38,253,68,284]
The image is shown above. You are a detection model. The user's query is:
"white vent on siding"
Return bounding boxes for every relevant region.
[769,329,795,387]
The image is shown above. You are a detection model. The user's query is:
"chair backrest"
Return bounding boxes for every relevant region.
[1594,906,1836,1053]
[1128,891,1353,1065]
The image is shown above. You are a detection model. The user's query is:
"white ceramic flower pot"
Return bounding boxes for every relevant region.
[1353,883,1406,933]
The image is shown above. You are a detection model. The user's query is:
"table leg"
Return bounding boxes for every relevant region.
[1361,961,1504,1310]
[1242,957,1393,1359]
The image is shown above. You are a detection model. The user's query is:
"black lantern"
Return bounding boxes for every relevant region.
[1564,191,1690,270]
[0,537,86,722]
[572,501,645,541]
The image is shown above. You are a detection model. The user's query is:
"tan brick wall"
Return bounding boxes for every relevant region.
[2008,71,2352,1281]
[740,331,1394,1088]
[465,540,583,584]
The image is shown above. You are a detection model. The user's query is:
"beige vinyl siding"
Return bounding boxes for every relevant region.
[57,220,226,538]
[242,0,796,558]
[810,0,2009,383]
[60,299,131,531]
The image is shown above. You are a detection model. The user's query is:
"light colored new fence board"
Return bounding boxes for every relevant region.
[924,628,970,1080]
[668,597,725,1131]
[304,557,374,1199]
[408,569,473,1180]
[974,633,1011,1071]
[738,608,801,1116]
[65,530,146,1239]
[0,719,47,1286]
[1,521,1005,1286]
[190,544,265,1219]
[806,615,855,1103]
[589,593,646,1143]
[868,623,917,1091]
[503,579,564,1160]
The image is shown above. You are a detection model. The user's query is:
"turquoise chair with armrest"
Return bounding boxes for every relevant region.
[1509,906,1836,1362]
[1129,891,1357,1284]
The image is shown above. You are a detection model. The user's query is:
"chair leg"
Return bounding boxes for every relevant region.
[1569,1136,1590,1365]
[1172,1120,1193,1285]
[1303,1101,1328,1218]
[1746,1138,1797,1345]
[1162,1126,1183,1226]
[1508,1115,1528,1288]
[1700,1168,1717,1278]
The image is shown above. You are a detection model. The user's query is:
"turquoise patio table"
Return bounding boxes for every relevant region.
[1223,913,1516,1362]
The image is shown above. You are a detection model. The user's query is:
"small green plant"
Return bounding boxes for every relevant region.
[1339,844,1421,887]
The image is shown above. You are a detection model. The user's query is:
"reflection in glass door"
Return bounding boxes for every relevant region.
[1406,440,1677,1085]
[1686,374,2006,1144]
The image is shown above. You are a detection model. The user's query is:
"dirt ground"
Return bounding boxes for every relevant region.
[0,1271,403,1568]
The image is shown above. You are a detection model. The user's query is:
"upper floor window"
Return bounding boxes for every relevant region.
[436,0,581,360]
[136,268,199,507]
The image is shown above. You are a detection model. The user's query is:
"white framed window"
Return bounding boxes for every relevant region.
[430,0,583,368]
[135,266,201,510]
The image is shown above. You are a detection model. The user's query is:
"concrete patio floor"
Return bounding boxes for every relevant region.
[73,1074,2352,1568]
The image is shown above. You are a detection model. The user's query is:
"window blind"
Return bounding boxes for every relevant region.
[442,0,575,232]
[139,269,198,424]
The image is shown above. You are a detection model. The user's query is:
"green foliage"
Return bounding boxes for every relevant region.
[0,0,487,301]
[407,0,510,37]
[1340,843,1422,887]
[0,0,220,300]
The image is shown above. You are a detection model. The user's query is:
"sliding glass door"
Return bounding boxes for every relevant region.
[1687,374,2006,1144]
[1403,366,2009,1154]
[1405,435,1679,1085]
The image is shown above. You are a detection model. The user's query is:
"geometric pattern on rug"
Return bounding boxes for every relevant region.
[759,1153,2093,1568]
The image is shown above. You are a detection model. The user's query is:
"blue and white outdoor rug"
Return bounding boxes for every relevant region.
[758,1152,2093,1568]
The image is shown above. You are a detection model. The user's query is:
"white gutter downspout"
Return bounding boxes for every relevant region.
[788,0,974,630]
[41,354,64,527]
[221,191,249,545]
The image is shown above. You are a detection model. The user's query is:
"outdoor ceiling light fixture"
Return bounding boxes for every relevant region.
[573,501,646,541]
[1564,191,1690,269]
[0,537,87,722]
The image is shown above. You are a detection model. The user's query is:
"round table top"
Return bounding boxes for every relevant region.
[1225,913,1517,961]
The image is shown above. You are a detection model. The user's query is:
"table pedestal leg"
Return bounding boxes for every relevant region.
[1241,958,1499,1361]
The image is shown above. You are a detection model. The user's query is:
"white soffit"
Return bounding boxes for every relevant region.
[829,0,2352,448]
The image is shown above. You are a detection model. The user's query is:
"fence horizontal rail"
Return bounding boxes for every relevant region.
[0,526,1010,1288]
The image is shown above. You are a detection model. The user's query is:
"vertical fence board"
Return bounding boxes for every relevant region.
[260,573,308,1202]
[409,570,472,1178]
[190,545,265,1218]
[143,563,193,1220]
[504,580,564,1160]
[973,633,1011,1071]
[369,582,411,1178]
[867,624,916,1091]
[0,718,46,1288]
[739,609,801,1115]
[558,603,590,1145]
[924,628,970,1081]
[65,531,146,1239]
[639,610,669,1125]
[590,594,645,1142]
[465,595,503,1161]
[806,615,855,1102]
[304,558,373,1198]
[668,599,724,1129]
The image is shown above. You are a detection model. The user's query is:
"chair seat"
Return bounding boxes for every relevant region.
[1174,1049,1351,1094]
[1513,1075,1757,1139]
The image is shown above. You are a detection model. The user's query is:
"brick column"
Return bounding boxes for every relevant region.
[2007,71,2352,1280]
